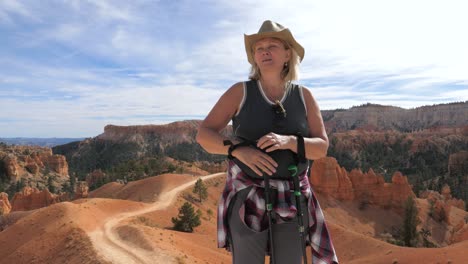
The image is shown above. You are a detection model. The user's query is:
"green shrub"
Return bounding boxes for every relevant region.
[172,202,201,232]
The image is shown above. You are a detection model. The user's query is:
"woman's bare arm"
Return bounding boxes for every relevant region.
[196,82,277,175]
[300,87,329,160]
[196,82,243,155]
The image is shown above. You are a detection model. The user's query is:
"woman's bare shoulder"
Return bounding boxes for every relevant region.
[299,85,320,111]
[226,81,244,94]
[219,81,244,103]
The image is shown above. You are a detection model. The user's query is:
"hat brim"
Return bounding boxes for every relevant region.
[244,28,305,65]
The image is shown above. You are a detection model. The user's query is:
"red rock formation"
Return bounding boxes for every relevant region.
[45,154,68,175]
[74,181,89,199]
[0,192,11,215]
[452,221,468,243]
[310,157,415,210]
[420,190,452,223]
[388,171,415,208]
[310,157,354,200]
[86,169,106,188]
[420,185,466,222]
[0,145,69,183]
[349,168,386,202]
[446,199,466,211]
[3,156,21,182]
[25,162,40,174]
[441,184,452,200]
[10,187,60,212]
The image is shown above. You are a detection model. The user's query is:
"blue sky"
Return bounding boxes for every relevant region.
[1,0,467,137]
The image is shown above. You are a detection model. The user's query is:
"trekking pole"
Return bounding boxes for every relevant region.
[263,172,276,264]
[288,165,308,264]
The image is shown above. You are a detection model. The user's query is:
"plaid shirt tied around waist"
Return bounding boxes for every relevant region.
[217,160,339,264]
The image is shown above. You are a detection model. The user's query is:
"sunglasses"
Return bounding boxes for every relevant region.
[272,100,287,130]
[273,100,287,118]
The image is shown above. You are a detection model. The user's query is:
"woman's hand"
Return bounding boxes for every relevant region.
[256,132,294,153]
[232,146,277,176]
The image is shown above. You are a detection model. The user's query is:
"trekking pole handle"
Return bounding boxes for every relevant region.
[288,165,298,177]
[288,165,301,196]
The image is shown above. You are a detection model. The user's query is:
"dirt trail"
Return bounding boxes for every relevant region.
[88,173,225,264]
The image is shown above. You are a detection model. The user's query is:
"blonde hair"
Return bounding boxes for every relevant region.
[248,39,300,82]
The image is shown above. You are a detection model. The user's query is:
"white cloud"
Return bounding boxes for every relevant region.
[0,0,34,23]
[90,0,135,22]
[52,23,85,42]
[1,0,467,137]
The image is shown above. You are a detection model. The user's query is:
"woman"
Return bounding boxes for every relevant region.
[196,20,338,264]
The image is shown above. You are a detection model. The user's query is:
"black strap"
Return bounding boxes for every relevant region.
[223,139,233,147]
[223,139,252,159]
[296,134,306,163]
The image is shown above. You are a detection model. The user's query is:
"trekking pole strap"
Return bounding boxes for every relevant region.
[296,134,306,163]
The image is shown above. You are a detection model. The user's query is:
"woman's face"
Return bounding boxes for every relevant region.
[253,37,291,72]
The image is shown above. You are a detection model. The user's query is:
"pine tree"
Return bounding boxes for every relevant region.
[403,196,420,247]
[48,176,56,193]
[172,202,201,232]
[192,178,208,203]
[419,228,432,247]
[69,173,76,195]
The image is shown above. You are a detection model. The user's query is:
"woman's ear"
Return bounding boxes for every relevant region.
[285,48,291,62]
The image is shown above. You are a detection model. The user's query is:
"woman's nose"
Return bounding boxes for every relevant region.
[259,48,271,55]
[255,47,271,55]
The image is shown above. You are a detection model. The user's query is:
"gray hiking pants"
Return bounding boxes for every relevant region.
[227,187,309,264]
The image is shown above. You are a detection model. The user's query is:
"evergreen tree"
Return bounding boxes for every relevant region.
[69,173,76,194]
[403,196,420,247]
[192,178,208,203]
[419,228,432,247]
[171,202,201,232]
[15,179,25,193]
[48,176,56,193]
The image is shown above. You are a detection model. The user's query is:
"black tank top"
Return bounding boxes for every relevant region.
[232,80,310,141]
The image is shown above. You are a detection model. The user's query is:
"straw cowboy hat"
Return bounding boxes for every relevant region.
[244,20,305,65]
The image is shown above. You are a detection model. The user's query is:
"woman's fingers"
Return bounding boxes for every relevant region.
[264,144,279,152]
[258,139,275,150]
[261,153,278,168]
[247,163,263,176]
[257,133,293,152]
[257,133,286,151]
[256,156,277,175]
[236,146,277,176]
[257,133,275,149]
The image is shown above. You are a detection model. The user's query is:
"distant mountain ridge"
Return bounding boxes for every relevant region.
[322,101,467,132]
[51,101,467,177]
[52,120,228,177]
[0,138,85,147]
[98,120,203,144]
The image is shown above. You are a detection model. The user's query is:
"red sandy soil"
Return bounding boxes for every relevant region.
[88,173,199,203]
[0,172,466,264]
